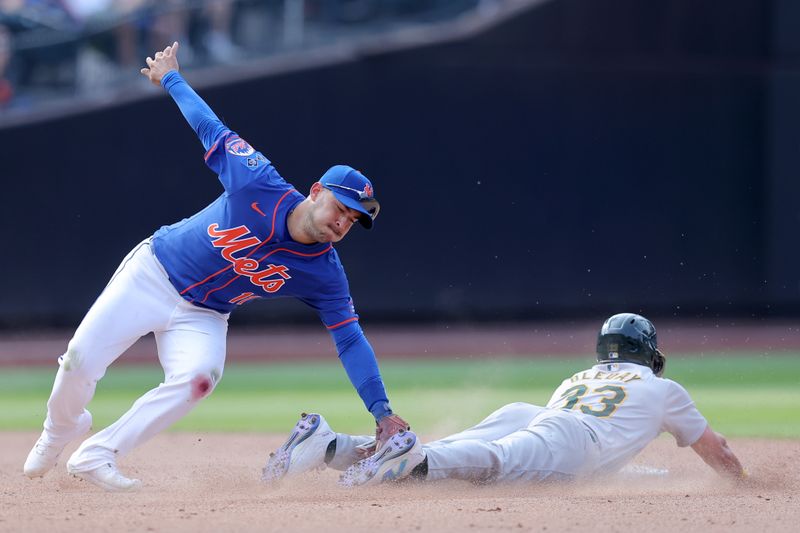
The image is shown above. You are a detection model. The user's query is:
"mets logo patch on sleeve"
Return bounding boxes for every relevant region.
[226,136,255,157]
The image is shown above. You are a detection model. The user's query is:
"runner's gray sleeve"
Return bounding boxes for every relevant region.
[661,380,708,446]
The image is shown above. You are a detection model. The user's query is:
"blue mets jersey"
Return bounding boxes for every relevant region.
[152,132,358,329]
[150,71,391,421]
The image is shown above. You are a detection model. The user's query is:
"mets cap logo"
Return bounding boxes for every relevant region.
[226,136,255,157]
[362,184,373,198]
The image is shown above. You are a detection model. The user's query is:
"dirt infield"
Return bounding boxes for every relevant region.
[4,322,798,531]
[3,432,797,532]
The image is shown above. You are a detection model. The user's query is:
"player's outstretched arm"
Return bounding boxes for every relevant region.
[690,425,746,480]
[329,321,411,448]
[139,42,228,150]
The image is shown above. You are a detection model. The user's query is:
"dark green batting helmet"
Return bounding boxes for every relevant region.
[596,313,666,376]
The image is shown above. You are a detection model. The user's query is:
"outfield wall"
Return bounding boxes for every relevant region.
[1,0,798,326]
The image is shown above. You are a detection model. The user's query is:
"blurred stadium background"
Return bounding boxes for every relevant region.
[1,0,799,434]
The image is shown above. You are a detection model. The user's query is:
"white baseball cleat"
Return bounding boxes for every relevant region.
[261,412,335,483]
[23,413,92,479]
[68,463,142,493]
[339,429,424,487]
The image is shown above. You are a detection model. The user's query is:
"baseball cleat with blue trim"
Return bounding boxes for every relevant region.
[339,430,424,487]
[262,412,334,483]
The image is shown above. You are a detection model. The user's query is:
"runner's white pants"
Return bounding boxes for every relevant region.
[422,402,601,483]
[333,402,601,483]
[41,239,229,473]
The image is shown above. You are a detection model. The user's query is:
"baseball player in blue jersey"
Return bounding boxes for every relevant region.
[23,42,409,492]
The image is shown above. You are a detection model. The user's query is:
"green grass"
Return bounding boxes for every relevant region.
[2,354,799,437]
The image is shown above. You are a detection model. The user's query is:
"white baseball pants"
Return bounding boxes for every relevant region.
[332,403,601,483]
[40,239,229,473]
[422,402,601,483]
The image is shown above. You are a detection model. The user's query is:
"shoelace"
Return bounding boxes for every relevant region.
[33,438,56,455]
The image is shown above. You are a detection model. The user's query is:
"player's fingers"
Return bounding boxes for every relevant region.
[146,57,154,67]
[355,446,374,459]
[155,51,164,59]
[172,41,180,56]
[140,68,149,76]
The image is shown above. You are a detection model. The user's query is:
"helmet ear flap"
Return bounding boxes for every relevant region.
[652,349,666,377]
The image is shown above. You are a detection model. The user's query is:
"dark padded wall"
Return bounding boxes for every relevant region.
[765,0,800,308]
[2,0,794,327]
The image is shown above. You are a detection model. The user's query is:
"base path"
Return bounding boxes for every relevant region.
[2,432,796,532]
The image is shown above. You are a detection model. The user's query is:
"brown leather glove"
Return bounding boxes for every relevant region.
[375,413,411,449]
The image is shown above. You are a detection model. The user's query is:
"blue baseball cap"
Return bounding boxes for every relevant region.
[319,165,380,229]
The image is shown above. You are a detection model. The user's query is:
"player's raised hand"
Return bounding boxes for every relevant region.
[140,41,180,86]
